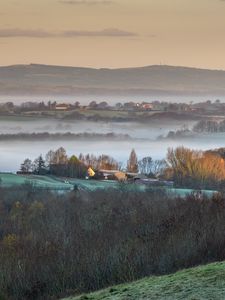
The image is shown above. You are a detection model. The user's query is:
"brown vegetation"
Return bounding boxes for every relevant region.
[166,146,225,189]
[0,185,224,299]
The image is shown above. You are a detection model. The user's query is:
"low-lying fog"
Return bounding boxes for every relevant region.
[0,117,195,139]
[0,116,225,172]
[1,134,225,172]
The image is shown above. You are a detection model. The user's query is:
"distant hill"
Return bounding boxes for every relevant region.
[62,261,225,300]
[1,64,225,97]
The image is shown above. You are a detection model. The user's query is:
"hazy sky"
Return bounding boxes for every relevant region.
[1,0,225,69]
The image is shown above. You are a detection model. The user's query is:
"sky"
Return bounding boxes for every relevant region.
[0,0,225,69]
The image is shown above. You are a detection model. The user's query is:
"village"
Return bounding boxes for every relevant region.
[0,98,224,116]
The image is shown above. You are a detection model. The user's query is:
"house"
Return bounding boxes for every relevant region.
[94,169,128,181]
[87,167,95,178]
[55,104,70,111]
[139,102,153,111]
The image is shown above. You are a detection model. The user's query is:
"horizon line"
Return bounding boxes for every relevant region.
[1,62,225,72]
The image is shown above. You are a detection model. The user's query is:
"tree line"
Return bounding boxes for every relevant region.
[20,147,167,179]
[20,147,121,178]
[20,145,225,190]
[0,132,131,141]
[193,119,225,133]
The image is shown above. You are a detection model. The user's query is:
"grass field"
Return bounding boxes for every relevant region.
[0,173,216,197]
[0,109,163,121]
[0,173,73,190]
[62,261,225,300]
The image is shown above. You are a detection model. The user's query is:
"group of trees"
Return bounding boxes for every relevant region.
[124,149,166,176]
[0,186,225,299]
[166,146,225,189]
[138,156,167,177]
[79,153,121,171]
[20,148,145,178]
[193,119,225,133]
[20,147,87,178]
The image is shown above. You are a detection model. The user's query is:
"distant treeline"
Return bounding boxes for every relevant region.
[158,128,193,140]
[193,119,225,133]
[0,132,131,141]
[160,119,225,140]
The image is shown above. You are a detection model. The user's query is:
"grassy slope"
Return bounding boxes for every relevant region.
[0,173,73,190]
[63,262,225,300]
[0,173,217,196]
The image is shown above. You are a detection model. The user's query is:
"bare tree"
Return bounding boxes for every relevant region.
[53,147,68,165]
[20,158,32,173]
[138,156,153,175]
[127,149,138,173]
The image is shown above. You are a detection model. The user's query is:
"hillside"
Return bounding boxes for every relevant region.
[1,64,225,96]
[63,261,225,300]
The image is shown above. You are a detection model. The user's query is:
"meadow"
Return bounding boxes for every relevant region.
[0,173,216,197]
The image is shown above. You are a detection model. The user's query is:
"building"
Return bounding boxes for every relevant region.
[55,104,70,111]
[140,102,153,111]
[134,177,174,187]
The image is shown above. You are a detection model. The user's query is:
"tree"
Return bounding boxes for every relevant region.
[74,101,80,108]
[20,158,32,173]
[68,155,87,178]
[151,159,167,177]
[98,101,108,109]
[53,147,68,165]
[115,102,123,109]
[138,156,153,175]
[127,149,138,173]
[98,155,119,170]
[47,147,68,176]
[89,101,97,109]
[45,150,55,167]
[33,155,46,175]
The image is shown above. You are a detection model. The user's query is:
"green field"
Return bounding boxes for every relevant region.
[0,108,163,121]
[62,261,225,300]
[0,173,73,190]
[0,173,216,197]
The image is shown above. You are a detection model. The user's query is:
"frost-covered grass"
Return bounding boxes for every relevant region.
[0,173,73,190]
[0,173,217,196]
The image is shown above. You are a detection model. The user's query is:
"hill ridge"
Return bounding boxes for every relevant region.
[1,64,225,97]
[1,63,225,72]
